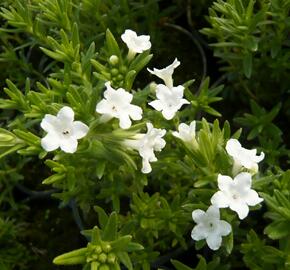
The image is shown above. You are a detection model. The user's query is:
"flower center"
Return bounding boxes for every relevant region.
[232,194,238,200]
[62,130,70,135]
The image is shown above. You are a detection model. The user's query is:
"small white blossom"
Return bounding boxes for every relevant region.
[211,173,263,220]
[124,123,166,174]
[147,58,180,88]
[191,206,231,250]
[226,138,265,175]
[148,84,189,120]
[96,82,143,129]
[40,106,89,153]
[172,121,196,142]
[121,29,151,60]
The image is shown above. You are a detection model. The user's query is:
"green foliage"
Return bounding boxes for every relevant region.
[0,217,32,269]
[241,230,289,269]
[54,211,143,270]
[0,0,288,269]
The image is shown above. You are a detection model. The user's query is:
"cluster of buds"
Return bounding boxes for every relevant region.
[86,242,116,270]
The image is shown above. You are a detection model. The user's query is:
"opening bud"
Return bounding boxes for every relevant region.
[109,55,119,65]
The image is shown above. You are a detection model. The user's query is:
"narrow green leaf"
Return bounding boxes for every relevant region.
[243,53,252,78]
[171,259,193,270]
[103,212,118,241]
[53,248,87,265]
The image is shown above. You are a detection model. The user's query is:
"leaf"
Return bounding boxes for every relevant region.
[110,235,132,251]
[125,242,144,252]
[264,220,290,240]
[194,256,207,270]
[93,206,109,229]
[243,53,252,78]
[171,259,193,270]
[103,212,118,241]
[53,248,87,265]
[106,29,121,56]
[116,251,133,270]
[224,231,233,254]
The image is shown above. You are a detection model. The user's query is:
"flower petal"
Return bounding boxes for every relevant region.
[41,133,60,152]
[206,234,222,250]
[191,209,205,223]
[230,202,249,219]
[128,104,143,120]
[206,205,220,220]
[217,220,232,236]
[96,100,111,114]
[244,189,263,206]
[211,191,229,208]
[191,224,208,241]
[60,137,78,153]
[226,138,241,157]
[234,172,252,191]
[254,151,265,163]
[72,121,89,139]
[162,108,176,120]
[57,106,74,123]
[40,114,58,133]
[141,158,152,174]
[119,114,132,129]
[217,174,233,192]
[149,100,163,111]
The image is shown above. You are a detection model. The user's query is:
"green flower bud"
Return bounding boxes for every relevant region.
[117,74,123,81]
[109,55,119,65]
[149,82,157,93]
[107,253,116,264]
[102,243,112,253]
[98,253,107,263]
[119,66,127,74]
[111,68,119,76]
[94,245,102,254]
[99,264,110,270]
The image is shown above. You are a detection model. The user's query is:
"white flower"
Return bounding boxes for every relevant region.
[121,29,151,59]
[40,106,89,153]
[172,121,196,142]
[124,123,166,174]
[148,84,189,120]
[147,58,180,88]
[191,205,231,250]
[211,173,263,220]
[96,82,143,129]
[226,138,265,174]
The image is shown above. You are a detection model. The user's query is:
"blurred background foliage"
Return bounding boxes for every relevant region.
[0,0,289,269]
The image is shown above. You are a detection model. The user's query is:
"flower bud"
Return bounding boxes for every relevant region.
[99,264,110,270]
[109,55,119,65]
[98,253,107,263]
[119,66,127,74]
[111,68,119,76]
[94,245,102,254]
[107,253,116,264]
[117,74,123,81]
[102,243,112,253]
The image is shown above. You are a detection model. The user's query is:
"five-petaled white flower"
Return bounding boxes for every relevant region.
[121,29,151,60]
[211,173,263,220]
[96,82,143,129]
[149,84,189,120]
[226,138,265,175]
[172,121,196,143]
[147,58,180,88]
[40,106,89,153]
[191,205,231,250]
[124,123,166,174]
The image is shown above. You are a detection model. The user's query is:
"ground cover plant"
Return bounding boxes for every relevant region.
[0,0,289,269]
